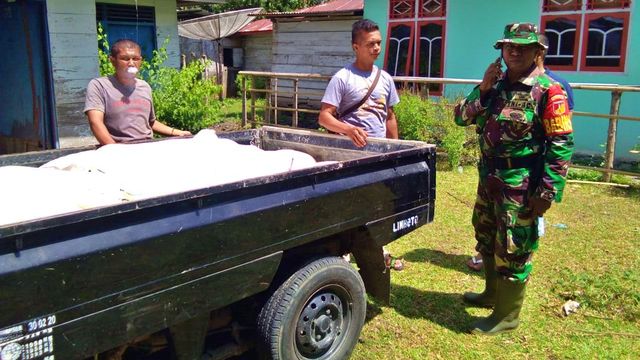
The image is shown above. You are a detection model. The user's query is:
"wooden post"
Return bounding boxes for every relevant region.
[216,40,223,85]
[273,77,279,125]
[265,78,271,124]
[181,54,186,69]
[293,78,299,127]
[201,54,208,78]
[251,88,256,127]
[250,76,256,126]
[242,76,247,127]
[221,67,228,100]
[603,90,622,182]
[251,91,256,127]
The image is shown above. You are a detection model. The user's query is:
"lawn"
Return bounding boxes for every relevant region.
[351,167,640,359]
[215,97,319,130]
[217,97,265,126]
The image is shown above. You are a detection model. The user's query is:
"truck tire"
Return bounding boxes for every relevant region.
[257,256,366,360]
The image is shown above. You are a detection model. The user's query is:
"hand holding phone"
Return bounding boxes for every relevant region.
[479,56,503,93]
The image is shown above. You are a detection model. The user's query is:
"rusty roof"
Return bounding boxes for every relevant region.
[238,18,273,34]
[258,0,363,18]
[177,0,227,5]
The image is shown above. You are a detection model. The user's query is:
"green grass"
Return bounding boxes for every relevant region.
[352,167,640,359]
[216,97,265,125]
[568,168,638,186]
[216,97,321,130]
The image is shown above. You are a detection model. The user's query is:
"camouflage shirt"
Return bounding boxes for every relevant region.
[454,66,574,202]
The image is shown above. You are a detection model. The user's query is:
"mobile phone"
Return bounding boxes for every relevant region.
[490,56,503,83]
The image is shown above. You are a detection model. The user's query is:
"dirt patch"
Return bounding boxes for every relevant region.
[211,121,244,133]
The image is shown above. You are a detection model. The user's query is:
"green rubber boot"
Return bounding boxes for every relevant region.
[463,255,497,308]
[471,277,526,335]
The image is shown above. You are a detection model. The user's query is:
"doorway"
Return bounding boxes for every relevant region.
[0,0,56,154]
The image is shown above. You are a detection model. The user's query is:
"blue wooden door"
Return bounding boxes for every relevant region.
[0,0,56,154]
[96,4,157,62]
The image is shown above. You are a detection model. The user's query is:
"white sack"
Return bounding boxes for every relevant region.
[1,130,335,226]
[0,166,128,226]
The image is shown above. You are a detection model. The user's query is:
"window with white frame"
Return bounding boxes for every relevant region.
[540,0,631,72]
[385,0,446,94]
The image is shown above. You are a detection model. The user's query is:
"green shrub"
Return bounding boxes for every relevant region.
[566,168,602,182]
[235,74,267,98]
[97,23,114,76]
[140,37,170,85]
[567,168,636,186]
[395,91,478,168]
[151,61,222,133]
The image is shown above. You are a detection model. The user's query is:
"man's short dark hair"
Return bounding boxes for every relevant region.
[352,19,379,44]
[110,39,141,57]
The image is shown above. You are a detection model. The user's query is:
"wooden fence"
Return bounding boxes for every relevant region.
[239,71,640,180]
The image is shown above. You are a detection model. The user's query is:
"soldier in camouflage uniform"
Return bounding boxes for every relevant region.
[454,23,574,335]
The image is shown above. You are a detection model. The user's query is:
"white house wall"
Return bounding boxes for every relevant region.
[46,0,180,148]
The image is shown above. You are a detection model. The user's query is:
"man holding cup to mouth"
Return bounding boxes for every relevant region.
[84,39,191,145]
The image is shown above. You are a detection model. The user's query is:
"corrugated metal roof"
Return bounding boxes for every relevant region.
[296,0,363,13]
[259,0,363,18]
[238,18,273,34]
[177,0,227,4]
[179,7,261,40]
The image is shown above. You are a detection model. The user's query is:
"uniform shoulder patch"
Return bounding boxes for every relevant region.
[542,85,572,136]
[536,74,553,88]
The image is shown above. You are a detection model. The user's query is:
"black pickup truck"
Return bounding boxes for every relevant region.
[0,126,435,360]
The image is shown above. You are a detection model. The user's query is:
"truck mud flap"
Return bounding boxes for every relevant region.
[351,240,390,305]
[351,204,433,304]
[169,313,210,360]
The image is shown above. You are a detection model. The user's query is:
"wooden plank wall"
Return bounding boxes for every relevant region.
[271,18,357,108]
[46,0,180,148]
[46,0,98,148]
[242,34,272,72]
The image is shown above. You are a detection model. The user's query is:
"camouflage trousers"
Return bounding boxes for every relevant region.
[472,167,541,283]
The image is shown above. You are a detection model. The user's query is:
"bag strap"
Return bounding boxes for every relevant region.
[338,68,381,119]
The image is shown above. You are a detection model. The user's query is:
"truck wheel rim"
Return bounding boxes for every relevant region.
[295,287,350,358]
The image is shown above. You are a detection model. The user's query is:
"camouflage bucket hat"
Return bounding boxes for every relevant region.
[494,23,547,49]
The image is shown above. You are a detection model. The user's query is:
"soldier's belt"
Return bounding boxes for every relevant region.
[482,154,538,170]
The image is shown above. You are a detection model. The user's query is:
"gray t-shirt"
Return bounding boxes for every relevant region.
[83,76,156,143]
[321,64,399,138]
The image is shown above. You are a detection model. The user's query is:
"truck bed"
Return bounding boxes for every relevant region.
[0,126,435,359]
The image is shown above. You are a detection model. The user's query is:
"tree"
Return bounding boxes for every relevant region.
[204,0,325,13]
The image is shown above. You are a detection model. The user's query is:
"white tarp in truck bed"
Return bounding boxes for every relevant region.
[0,130,334,226]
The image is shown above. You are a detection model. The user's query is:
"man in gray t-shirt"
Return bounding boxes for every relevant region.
[319,19,399,147]
[84,39,190,145]
[319,19,405,272]
[84,76,156,143]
